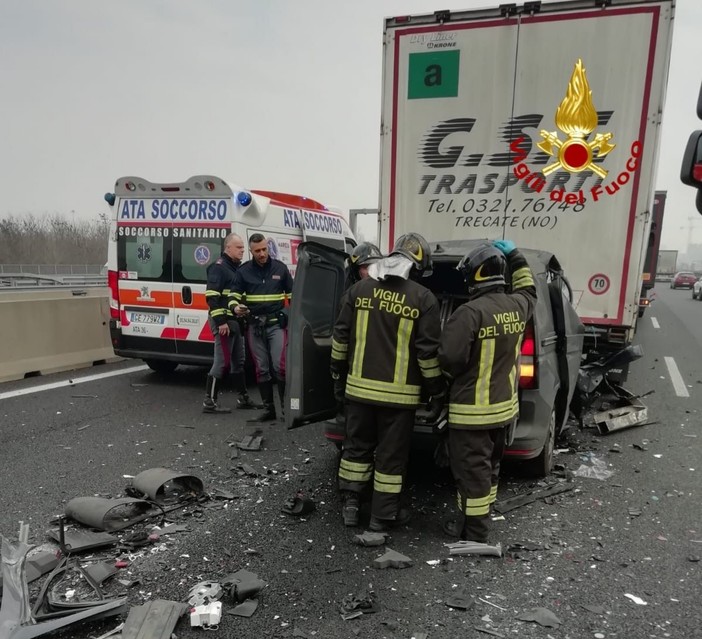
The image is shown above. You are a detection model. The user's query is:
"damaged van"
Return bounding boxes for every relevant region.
[285,240,585,476]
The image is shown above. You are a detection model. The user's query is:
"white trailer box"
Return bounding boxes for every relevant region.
[379,0,674,353]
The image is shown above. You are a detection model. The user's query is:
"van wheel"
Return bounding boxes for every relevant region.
[144,359,178,374]
[522,409,556,478]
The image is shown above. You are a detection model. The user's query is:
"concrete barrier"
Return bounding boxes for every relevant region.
[0,288,120,383]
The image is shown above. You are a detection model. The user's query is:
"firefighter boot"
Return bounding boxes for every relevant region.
[341,493,360,527]
[253,380,277,422]
[277,381,286,420]
[234,373,264,410]
[202,376,231,414]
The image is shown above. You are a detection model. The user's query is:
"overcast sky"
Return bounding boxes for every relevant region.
[1,0,700,250]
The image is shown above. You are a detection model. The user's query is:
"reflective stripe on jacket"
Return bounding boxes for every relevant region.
[331,276,442,408]
[438,249,537,430]
[205,253,240,327]
[228,257,293,318]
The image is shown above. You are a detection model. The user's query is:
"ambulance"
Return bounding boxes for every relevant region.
[104,176,355,373]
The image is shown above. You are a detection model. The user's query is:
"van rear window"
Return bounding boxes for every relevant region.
[178,237,222,283]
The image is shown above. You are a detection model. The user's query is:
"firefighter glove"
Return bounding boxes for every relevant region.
[493,239,516,256]
[331,371,346,409]
[426,389,448,432]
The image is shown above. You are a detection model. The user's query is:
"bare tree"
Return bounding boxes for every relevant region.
[0,213,108,265]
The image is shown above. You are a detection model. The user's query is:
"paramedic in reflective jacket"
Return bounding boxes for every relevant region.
[202,233,262,413]
[439,239,536,543]
[330,233,446,532]
[229,233,293,422]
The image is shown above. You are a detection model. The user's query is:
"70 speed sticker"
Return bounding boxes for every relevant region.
[588,273,610,295]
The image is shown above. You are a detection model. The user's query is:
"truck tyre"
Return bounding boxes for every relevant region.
[144,359,178,374]
[522,408,556,478]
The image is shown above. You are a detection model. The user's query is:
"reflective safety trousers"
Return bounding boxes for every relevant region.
[331,276,443,408]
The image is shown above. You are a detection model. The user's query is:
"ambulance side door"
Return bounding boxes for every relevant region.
[285,242,347,429]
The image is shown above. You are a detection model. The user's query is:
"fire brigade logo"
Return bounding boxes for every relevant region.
[537,59,616,178]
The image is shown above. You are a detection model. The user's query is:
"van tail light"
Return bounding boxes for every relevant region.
[108,270,120,320]
[519,322,537,389]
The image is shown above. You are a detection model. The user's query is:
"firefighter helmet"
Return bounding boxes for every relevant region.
[348,242,382,282]
[390,233,433,276]
[457,243,507,291]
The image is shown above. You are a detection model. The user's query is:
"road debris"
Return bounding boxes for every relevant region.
[624,593,648,605]
[353,531,388,547]
[573,452,613,480]
[445,541,503,557]
[130,468,204,502]
[281,493,316,517]
[592,385,650,434]
[516,607,562,628]
[473,627,506,638]
[494,482,573,513]
[121,599,188,638]
[222,569,266,603]
[445,589,474,610]
[235,430,264,451]
[340,590,379,620]
[190,601,222,629]
[373,548,413,569]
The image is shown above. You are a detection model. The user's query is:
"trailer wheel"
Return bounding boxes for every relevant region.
[144,359,178,374]
[522,408,556,478]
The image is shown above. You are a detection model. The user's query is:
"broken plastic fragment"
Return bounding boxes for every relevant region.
[446,541,503,557]
[187,581,223,607]
[445,590,474,610]
[624,593,647,605]
[516,607,562,628]
[121,599,188,638]
[65,497,154,532]
[227,598,259,617]
[131,468,204,502]
[373,548,412,569]
[353,532,388,547]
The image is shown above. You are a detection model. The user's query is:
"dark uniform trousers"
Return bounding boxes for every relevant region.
[208,318,245,379]
[448,426,506,542]
[246,318,286,383]
[338,401,415,521]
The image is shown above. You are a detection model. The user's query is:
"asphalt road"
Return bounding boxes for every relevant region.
[1,283,700,638]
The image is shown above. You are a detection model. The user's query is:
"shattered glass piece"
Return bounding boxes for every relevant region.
[516,607,562,628]
[374,548,412,569]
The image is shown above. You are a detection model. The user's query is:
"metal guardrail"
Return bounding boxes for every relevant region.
[0,273,107,289]
[0,264,104,275]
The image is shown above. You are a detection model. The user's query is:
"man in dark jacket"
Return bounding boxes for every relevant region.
[202,233,261,413]
[331,233,446,531]
[439,239,536,542]
[229,233,293,421]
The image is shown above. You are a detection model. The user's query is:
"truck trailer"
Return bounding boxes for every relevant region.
[378,0,674,375]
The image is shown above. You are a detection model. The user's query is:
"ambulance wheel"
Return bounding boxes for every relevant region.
[144,359,178,374]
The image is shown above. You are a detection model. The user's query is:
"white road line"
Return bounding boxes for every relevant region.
[0,365,149,401]
[664,357,690,398]
[651,317,660,329]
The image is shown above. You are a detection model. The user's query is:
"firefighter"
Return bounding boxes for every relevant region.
[229,233,293,422]
[331,233,446,531]
[202,233,262,413]
[439,239,536,542]
[346,242,382,285]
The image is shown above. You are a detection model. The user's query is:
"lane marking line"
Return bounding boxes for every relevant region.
[0,365,149,401]
[651,317,660,329]
[664,357,690,398]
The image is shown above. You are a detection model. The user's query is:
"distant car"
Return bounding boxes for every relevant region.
[693,277,702,300]
[671,271,697,289]
[285,240,585,478]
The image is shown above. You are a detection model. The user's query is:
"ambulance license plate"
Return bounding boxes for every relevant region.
[129,312,166,325]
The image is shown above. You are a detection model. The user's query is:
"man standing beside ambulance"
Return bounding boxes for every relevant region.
[229,233,293,422]
[202,233,262,414]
